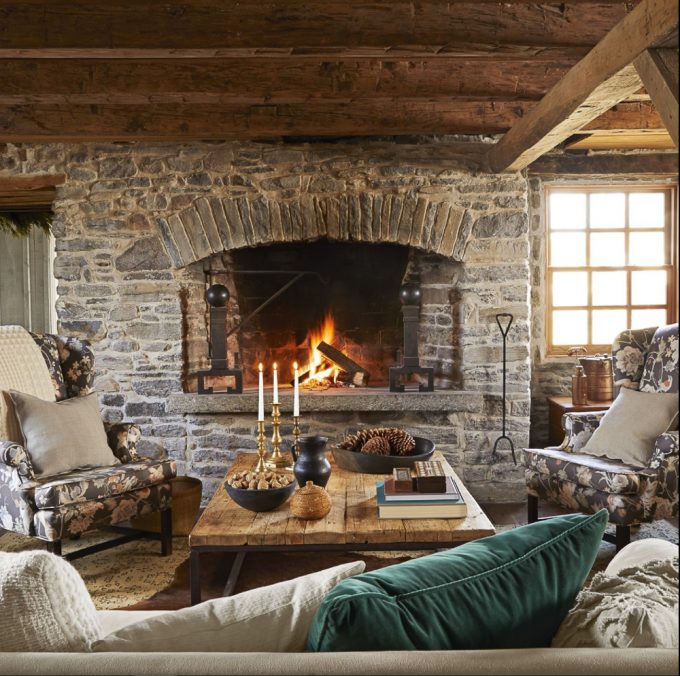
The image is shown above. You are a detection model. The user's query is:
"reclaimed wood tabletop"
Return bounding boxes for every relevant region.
[190,450,495,549]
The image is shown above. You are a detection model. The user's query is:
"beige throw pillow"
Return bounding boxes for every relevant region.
[552,556,679,649]
[583,388,679,466]
[92,561,366,653]
[10,391,118,477]
[0,550,103,652]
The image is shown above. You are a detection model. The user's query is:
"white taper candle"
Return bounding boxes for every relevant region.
[272,362,279,404]
[293,361,300,417]
[257,362,264,421]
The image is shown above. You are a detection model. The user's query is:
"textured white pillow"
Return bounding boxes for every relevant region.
[0,550,103,652]
[552,556,679,648]
[583,388,679,466]
[92,561,365,653]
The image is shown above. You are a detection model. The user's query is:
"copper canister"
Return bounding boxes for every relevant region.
[578,354,614,402]
[572,365,589,405]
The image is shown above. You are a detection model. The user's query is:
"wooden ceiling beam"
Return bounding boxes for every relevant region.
[633,48,679,145]
[0,58,578,105]
[529,152,678,176]
[0,100,665,143]
[0,101,536,142]
[0,46,594,61]
[0,2,634,52]
[580,102,664,130]
[486,0,678,172]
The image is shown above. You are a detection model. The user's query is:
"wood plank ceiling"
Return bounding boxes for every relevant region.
[0,0,674,154]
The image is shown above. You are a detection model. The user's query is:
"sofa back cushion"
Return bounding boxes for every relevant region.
[0,550,103,652]
[10,391,118,477]
[0,325,56,442]
[308,511,608,652]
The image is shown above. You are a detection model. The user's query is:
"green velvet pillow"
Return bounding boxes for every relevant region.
[307,510,608,652]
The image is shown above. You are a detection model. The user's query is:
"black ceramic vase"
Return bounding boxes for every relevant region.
[293,435,332,488]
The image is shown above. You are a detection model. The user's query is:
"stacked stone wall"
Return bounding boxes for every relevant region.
[1,140,531,501]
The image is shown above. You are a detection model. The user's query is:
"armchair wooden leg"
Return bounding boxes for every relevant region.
[46,540,62,557]
[160,508,173,557]
[527,494,539,524]
[615,525,631,552]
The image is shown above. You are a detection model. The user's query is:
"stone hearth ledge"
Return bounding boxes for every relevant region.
[168,389,500,414]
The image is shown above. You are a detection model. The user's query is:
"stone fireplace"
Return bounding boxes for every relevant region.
[0,139,532,503]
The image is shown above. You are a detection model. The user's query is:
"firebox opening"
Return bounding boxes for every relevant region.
[231,240,410,389]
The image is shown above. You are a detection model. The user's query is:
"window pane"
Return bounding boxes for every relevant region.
[550,232,586,267]
[553,310,588,345]
[629,232,665,265]
[590,193,625,229]
[553,271,587,307]
[631,309,667,329]
[629,192,665,229]
[631,270,667,306]
[592,309,628,345]
[549,193,586,230]
[590,232,625,266]
[592,271,627,306]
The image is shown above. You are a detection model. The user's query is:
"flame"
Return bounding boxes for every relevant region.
[303,313,340,385]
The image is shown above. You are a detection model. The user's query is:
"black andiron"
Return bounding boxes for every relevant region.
[197,271,327,395]
[389,282,434,393]
[492,312,516,465]
[197,284,243,394]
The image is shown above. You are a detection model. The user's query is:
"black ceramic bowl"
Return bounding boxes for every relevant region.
[224,480,296,512]
[331,436,435,474]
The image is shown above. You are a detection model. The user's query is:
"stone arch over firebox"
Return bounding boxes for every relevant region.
[157,193,467,268]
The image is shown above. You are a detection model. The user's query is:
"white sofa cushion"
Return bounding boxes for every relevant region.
[606,538,679,576]
[92,561,365,653]
[0,550,103,652]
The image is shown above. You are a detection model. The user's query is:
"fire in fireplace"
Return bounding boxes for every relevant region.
[227,240,410,389]
[295,312,370,390]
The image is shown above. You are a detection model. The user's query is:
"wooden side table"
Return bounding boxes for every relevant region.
[547,395,613,447]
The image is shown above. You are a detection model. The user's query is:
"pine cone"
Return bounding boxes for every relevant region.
[385,428,416,456]
[360,436,391,456]
[338,429,377,452]
[339,427,415,456]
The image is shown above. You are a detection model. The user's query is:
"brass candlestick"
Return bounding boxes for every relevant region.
[254,420,268,474]
[266,403,289,469]
[292,415,301,462]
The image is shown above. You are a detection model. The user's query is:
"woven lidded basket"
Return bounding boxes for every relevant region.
[290,481,331,520]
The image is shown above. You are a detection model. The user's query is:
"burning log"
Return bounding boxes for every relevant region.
[316,341,370,387]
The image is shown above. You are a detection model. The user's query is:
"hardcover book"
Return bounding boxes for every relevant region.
[376,481,467,519]
[383,476,461,502]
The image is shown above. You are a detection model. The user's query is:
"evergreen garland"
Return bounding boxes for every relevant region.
[0,211,53,237]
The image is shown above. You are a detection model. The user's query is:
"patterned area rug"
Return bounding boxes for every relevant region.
[0,531,189,610]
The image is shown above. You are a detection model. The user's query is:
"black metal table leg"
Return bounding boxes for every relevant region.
[190,550,202,606]
[223,551,246,597]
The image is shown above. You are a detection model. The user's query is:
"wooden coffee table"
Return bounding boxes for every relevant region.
[189,451,495,604]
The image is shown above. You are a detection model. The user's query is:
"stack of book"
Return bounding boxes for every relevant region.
[376,465,467,519]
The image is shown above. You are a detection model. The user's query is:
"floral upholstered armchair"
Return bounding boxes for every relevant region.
[523,323,678,551]
[0,329,175,559]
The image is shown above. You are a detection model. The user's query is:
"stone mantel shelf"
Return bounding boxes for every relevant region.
[168,388,502,414]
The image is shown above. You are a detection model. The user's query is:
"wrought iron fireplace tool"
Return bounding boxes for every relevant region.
[492,312,516,464]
